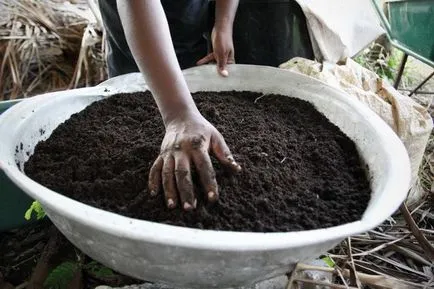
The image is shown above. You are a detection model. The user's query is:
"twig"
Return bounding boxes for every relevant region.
[86,0,102,27]
[400,203,434,261]
[335,264,351,288]
[354,261,408,280]
[419,228,434,234]
[297,263,424,289]
[413,209,434,221]
[360,252,428,277]
[389,244,432,266]
[254,93,266,103]
[294,278,358,289]
[368,230,400,240]
[12,253,43,269]
[329,235,408,258]
[347,237,362,288]
[410,201,427,216]
[286,263,298,289]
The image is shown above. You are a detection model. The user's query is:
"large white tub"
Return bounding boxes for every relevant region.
[0,65,410,288]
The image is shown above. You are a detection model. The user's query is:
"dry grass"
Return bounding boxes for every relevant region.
[284,197,433,289]
[420,129,434,199]
[0,0,106,100]
[331,204,432,287]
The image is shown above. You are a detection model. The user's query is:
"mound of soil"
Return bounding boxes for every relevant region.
[24,91,371,232]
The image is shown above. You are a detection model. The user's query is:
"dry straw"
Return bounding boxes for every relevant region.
[0,0,106,100]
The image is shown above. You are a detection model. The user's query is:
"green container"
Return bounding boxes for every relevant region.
[0,99,34,232]
[386,0,434,66]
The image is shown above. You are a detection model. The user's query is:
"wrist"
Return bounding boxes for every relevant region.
[213,19,233,34]
[163,104,201,127]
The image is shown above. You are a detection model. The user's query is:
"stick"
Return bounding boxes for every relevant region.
[296,263,422,289]
[400,203,434,261]
[389,244,431,266]
[286,263,299,289]
[294,278,358,289]
[347,237,362,288]
[254,93,266,103]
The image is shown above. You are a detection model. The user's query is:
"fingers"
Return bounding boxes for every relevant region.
[162,155,177,209]
[148,156,163,196]
[174,153,196,210]
[215,51,229,77]
[197,52,231,77]
[156,131,237,210]
[192,150,219,203]
[196,53,215,66]
[227,50,235,65]
[211,133,241,172]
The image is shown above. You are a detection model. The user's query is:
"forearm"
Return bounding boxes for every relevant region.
[116,0,199,125]
[214,0,239,31]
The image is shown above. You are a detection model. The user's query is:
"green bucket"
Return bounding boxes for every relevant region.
[0,99,34,232]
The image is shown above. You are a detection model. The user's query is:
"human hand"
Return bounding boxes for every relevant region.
[197,27,235,77]
[148,110,241,210]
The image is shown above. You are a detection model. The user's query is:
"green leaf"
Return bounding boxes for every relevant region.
[44,261,78,289]
[321,256,335,268]
[24,201,46,221]
[24,206,32,220]
[85,261,115,278]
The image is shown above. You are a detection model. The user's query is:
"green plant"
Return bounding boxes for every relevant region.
[44,261,78,289]
[24,200,46,220]
[43,258,116,288]
[321,255,335,268]
[84,261,115,278]
[353,44,413,86]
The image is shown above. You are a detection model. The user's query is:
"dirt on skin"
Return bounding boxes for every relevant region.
[24,91,371,232]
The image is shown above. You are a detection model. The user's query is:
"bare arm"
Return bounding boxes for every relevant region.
[116,0,197,124]
[117,0,241,210]
[197,0,239,76]
[215,0,239,32]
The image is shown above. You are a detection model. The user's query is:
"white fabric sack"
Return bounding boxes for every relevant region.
[280,57,433,207]
[294,0,385,63]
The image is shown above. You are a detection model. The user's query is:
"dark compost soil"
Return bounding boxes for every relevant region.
[24,91,371,232]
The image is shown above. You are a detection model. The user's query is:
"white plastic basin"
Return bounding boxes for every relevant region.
[0,65,410,289]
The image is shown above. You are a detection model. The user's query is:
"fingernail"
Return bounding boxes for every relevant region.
[232,161,242,172]
[220,69,229,77]
[208,191,216,201]
[227,156,241,171]
[167,198,175,209]
[183,202,193,210]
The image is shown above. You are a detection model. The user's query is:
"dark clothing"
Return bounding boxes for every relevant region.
[99,0,209,77]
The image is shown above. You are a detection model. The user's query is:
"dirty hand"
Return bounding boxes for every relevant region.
[148,110,241,210]
[197,27,235,77]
